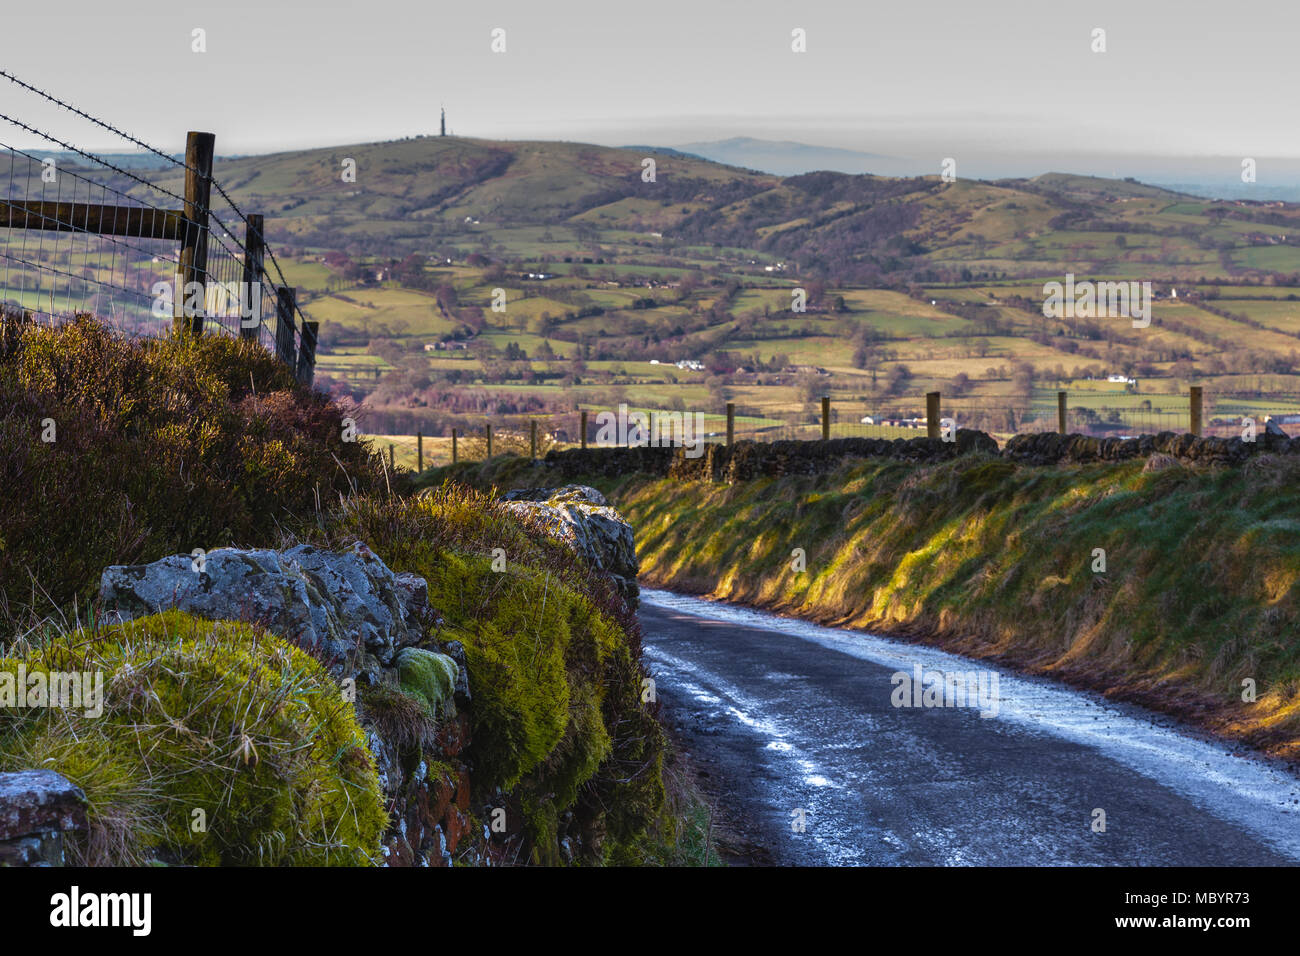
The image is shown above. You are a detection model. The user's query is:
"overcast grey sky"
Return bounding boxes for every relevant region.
[4,0,1298,178]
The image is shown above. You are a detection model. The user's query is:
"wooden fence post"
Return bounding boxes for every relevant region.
[295,319,318,386]
[452,428,458,464]
[926,391,941,439]
[1057,391,1067,435]
[274,287,297,368]
[240,213,264,341]
[1190,386,1203,437]
[417,431,423,473]
[530,420,537,460]
[388,444,395,471]
[726,403,735,446]
[821,396,831,441]
[176,131,216,337]
[486,423,492,458]
[580,410,588,449]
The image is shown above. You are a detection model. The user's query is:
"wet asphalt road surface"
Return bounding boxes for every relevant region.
[640,590,1300,867]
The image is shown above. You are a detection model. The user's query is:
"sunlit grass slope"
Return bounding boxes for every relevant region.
[606,453,1300,759]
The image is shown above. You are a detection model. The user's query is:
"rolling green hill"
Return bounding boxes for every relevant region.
[17,135,1300,442]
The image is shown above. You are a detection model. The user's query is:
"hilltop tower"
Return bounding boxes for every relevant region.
[440,107,446,137]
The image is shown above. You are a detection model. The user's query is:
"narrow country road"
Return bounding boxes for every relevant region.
[640,589,1300,866]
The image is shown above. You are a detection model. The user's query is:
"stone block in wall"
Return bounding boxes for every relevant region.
[0,770,87,866]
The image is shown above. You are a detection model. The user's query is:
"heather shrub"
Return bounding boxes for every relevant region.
[0,314,386,622]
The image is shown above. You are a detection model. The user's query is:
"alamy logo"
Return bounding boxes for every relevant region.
[0,666,102,717]
[594,403,707,458]
[1042,273,1151,328]
[890,664,1000,718]
[152,278,262,326]
[49,886,151,936]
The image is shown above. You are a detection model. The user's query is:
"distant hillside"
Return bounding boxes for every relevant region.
[114,135,1286,285]
[136,136,777,250]
[24,134,1294,448]
[673,137,905,177]
[1010,172,1189,202]
[33,133,1298,300]
[1155,182,1300,203]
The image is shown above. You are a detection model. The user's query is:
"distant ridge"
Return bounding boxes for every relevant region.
[673,136,906,176]
[618,145,711,162]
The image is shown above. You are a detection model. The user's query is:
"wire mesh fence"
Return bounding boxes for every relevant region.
[0,70,314,373]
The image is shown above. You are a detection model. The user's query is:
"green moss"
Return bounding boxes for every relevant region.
[307,482,668,862]
[424,759,457,786]
[0,610,387,866]
[395,647,458,718]
[429,550,574,792]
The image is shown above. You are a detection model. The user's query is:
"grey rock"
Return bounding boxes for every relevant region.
[440,640,472,704]
[504,485,609,507]
[501,484,639,608]
[0,770,86,840]
[0,769,86,866]
[99,542,431,674]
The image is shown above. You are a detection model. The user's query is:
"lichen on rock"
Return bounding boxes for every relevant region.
[501,485,640,608]
[98,541,431,678]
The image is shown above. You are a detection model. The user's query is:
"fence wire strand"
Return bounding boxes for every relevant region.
[0,70,314,364]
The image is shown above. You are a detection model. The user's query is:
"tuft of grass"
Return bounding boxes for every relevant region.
[357,682,440,753]
[631,743,725,867]
[0,610,387,866]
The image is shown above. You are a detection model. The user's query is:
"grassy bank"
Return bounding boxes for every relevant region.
[433,450,1300,761]
[0,315,687,866]
[603,453,1300,759]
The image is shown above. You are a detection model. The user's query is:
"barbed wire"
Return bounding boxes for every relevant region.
[0,70,181,169]
[0,69,312,330]
[0,71,315,359]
